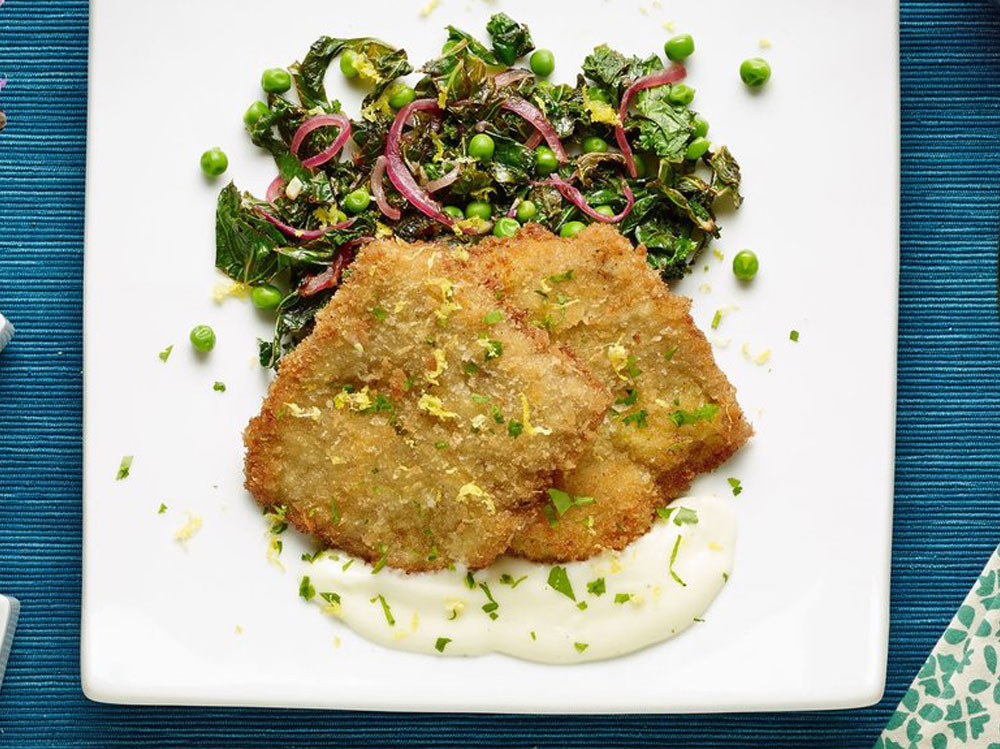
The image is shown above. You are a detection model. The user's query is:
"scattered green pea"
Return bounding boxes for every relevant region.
[582,136,609,154]
[340,50,361,79]
[686,137,711,161]
[560,221,586,238]
[465,201,493,220]
[664,33,695,62]
[199,148,228,177]
[693,115,710,138]
[515,200,538,222]
[261,67,292,94]
[251,284,283,311]
[633,154,648,179]
[535,145,559,175]
[593,205,616,218]
[530,49,555,77]
[668,84,695,107]
[189,325,216,353]
[443,206,465,220]
[469,133,496,162]
[732,250,759,281]
[494,217,520,238]
[244,101,270,126]
[740,57,771,88]
[343,189,371,214]
[387,82,416,110]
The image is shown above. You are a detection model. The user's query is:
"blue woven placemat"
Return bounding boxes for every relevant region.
[2,0,1000,746]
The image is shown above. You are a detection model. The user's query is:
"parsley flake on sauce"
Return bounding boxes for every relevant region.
[790,330,800,342]
[500,573,528,588]
[547,566,575,600]
[614,593,632,604]
[157,503,167,514]
[669,535,687,587]
[727,477,743,496]
[574,642,589,653]
[435,637,452,653]
[115,455,133,481]
[587,578,606,596]
[298,575,316,601]
[213,381,226,392]
[158,345,173,363]
[370,594,396,626]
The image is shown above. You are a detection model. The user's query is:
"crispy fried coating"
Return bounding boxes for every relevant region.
[468,224,752,562]
[244,238,610,572]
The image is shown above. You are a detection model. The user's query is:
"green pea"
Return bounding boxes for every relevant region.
[740,58,771,88]
[667,84,695,107]
[244,101,270,126]
[199,147,228,177]
[261,67,292,94]
[685,137,711,161]
[494,217,520,238]
[732,250,759,281]
[594,205,616,218]
[582,136,609,154]
[633,154,648,179]
[340,50,361,79]
[530,49,555,77]
[387,82,416,110]
[189,325,216,353]
[587,87,611,104]
[515,200,538,222]
[343,189,371,214]
[251,284,283,311]
[465,201,493,220]
[443,206,465,220]
[468,133,496,162]
[535,146,559,175]
[664,33,695,62]
[560,221,586,238]
[693,115,710,138]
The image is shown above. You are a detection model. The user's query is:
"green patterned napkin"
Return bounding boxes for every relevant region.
[877,547,1000,748]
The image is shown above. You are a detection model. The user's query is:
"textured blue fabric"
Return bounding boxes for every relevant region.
[1,0,999,746]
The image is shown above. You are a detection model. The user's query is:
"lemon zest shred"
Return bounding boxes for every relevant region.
[418,394,460,420]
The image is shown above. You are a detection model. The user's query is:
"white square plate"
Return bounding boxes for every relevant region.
[82,0,898,712]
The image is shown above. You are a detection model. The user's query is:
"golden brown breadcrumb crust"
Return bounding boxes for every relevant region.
[244,238,610,572]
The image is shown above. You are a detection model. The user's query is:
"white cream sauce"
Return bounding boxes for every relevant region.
[305,496,735,663]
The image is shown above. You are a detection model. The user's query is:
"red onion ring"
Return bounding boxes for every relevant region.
[493,69,533,88]
[615,65,686,177]
[524,131,543,150]
[534,176,635,223]
[290,113,352,169]
[424,165,460,193]
[255,207,355,241]
[370,155,401,220]
[298,239,369,296]
[385,99,453,226]
[265,175,286,206]
[501,97,567,163]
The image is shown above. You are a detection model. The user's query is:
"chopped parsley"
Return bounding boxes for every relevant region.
[435,637,452,653]
[479,582,499,620]
[669,535,686,587]
[625,354,642,379]
[507,419,524,437]
[547,566,575,600]
[462,361,481,375]
[656,506,698,525]
[158,345,173,363]
[342,559,354,572]
[574,642,589,653]
[547,488,595,517]
[157,503,167,514]
[587,578,606,596]
[483,309,504,325]
[465,571,477,589]
[530,631,537,641]
[213,381,226,392]
[614,593,632,604]
[576,601,588,610]
[471,393,491,404]
[370,594,395,626]
[491,405,505,424]
[371,544,388,574]
[664,346,678,362]
[434,441,449,450]
[547,269,575,284]
[622,409,648,428]
[329,497,341,524]
[615,388,638,407]
[372,306,388,321]
[115,455,133,481]
[727,477,743,496]
[670,403,720,427]
[790,330,800,342]
[483,339,503,361]
[298,575,316,601]
[301,550,323,563]
[320,591,341,605]
[499,573,528,588]
[711,310,723,329]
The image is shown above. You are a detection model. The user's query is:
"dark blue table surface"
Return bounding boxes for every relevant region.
[2,0,1000,746]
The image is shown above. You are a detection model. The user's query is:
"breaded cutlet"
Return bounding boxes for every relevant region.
[244,238,610,572]
[468,224,752,562]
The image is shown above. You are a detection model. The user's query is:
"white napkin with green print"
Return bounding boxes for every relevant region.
[877,547,1000,748]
